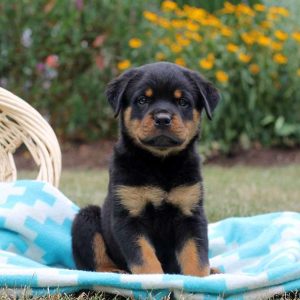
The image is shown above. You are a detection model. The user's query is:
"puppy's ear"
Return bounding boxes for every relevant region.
[106,68,138,117]
[184,70,220,120]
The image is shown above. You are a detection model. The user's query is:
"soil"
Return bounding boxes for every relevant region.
[14,140,300,170]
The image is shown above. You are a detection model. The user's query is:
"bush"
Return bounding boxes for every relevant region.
[0,1,299,153]
[119,1,300,153]
[0,0,159,140]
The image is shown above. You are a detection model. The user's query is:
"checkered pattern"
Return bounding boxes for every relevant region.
[0,180,300,299]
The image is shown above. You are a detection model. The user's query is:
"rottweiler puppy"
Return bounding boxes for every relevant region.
[72,62,220,276]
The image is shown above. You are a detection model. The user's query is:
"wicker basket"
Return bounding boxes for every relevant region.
[0,87,61,187]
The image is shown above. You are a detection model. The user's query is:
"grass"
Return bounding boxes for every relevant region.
[8,165,300,299]
[21,164,300,222]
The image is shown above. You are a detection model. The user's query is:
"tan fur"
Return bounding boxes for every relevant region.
[93,233,124,273]
[116,183,201,216]
[174,89,182,99]
[115,185,165,216]
[123,107,201,157]
[167,182,201,216]
[177,239,210,277]
[131,237,163,274]
[145,88,153,97]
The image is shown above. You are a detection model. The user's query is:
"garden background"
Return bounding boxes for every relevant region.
[0,0,300,221]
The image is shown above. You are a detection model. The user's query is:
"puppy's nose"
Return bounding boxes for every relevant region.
[154,112,172,127]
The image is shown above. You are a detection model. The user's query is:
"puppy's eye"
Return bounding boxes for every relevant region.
[137,96,149,105]
[178,98,189,107]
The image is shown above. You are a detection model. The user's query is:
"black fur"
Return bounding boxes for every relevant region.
[72,62,220,275]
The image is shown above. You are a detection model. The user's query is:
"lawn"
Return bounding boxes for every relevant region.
[23,164,299,223]
[8,165,300,299]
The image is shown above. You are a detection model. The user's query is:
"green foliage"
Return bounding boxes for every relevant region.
[0,0,158,140]
[0,0,299,153]
[120,1,300,153]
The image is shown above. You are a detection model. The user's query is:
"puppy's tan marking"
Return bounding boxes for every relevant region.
[123,107,201,157]
[131,237,163,274]
[93,233,124,273]
[174,89,182,99]
[145,88,153,97]
[167,182,201,215]
[177,239,209,277]
[115,185,165,216]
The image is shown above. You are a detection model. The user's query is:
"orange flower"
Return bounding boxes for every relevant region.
[257,35,271,46]
[249,64,260,75]
[215,71,229,83]
[175,58,186,66]
[129,38,143,48]
[270,41,283,51]
[220,27,232,37]
[227,43,239,53]
[254,4,265,12]
[292,32,300,42]
[241,32,255,45]
[238,53,252,63]
[170,43,182,53]
[273,53,288,64]
[161,0,177,11]
[199,58,214,70]
[274,30,288,41]
[143,11,158,23]
[117,60,131,70]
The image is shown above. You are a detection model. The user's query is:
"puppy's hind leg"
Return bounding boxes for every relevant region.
[71,205,122,273]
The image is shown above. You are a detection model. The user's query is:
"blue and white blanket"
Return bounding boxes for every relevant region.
[0,180,299,299]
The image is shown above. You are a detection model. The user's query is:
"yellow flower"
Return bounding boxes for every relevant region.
[236,3,255,17]
[241,32,255,45]
[170,43,182,53]
[274,30,288,41]
[238,53,252,63]
[143,11,158,23]
[158,17,171,29]
[117,60,131,71]
[199,58,214,70]
[292,32,300,42]
[227,43,239,53]
[254,4,265,12]
[184,31,203,42]
[297,69,300,76]
[270,41,283,51]
[273,53,288,64]
[221,27,233,37]
[257,35,271,46]
[215,71,229,83]
[128,38,143,48]
[207,53,215,61]
[249,64,260,75]
[155,52,166,61]
[161,0,177,12]
[176,36,190,47]
[222,2,236,14]
[260,21,271,29]
[171,19,185,28]
[175,58,186,66]
[186,21,199,32]
[269,6,289,17]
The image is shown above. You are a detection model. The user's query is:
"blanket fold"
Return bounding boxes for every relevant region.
[0,180,299,299]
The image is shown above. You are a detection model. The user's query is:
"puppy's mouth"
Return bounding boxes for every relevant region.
[140,133,183,148]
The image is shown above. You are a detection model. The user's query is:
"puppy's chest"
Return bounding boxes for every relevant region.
[115,182,202,217]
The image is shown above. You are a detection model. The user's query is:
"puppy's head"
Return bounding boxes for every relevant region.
[106,62,220,156]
